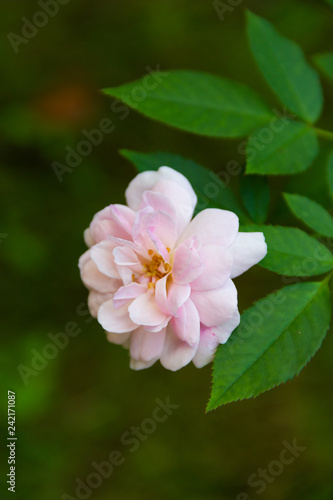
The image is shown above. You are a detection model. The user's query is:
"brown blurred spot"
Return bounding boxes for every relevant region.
[33,83,98,127]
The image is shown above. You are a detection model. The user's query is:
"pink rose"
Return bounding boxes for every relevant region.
[79,167,267,371]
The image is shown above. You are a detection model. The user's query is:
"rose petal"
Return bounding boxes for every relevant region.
[90,204,135,243]
[211,309,241,343]
[167,282,191,316]
[90,241,120,279]
[130,327,166,362]
[84,228,94,247]
[113,283,147,308]
[191,279,238,327]
[192,326,219,368]
[178,208,239,248]
[160,324,199,371]
[190,246,233,291]
[106,331,131,345]
[79,251,120,293]
[88,290,114,317]
[229,232,267,278]
[171,298,200,345]
[130,357,159,370]
[128,291,170,326]
[126,171,160,210]
[98,299,138,333]
[172,238,203,285]
[126,166,197,216]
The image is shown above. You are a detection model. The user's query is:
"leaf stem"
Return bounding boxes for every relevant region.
[315,128,333,141]
[322,269,333,287]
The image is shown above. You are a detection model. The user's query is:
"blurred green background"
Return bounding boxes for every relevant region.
[1,0,333,499]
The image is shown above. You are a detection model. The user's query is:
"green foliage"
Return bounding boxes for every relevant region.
[241,225,333,276]
[246,121,319,175]
[120,149,250,222]
[103,71,273,137]
[207,281,331,410]
[240,175,270,223]
[328,150,333,201]
[284,193,333,238]
[314,52,333,83]
[246,11,323,123]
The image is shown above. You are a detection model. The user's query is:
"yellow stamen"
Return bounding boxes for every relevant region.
[148,249,154,256]
[132,274,136,282]
[166,247,170,253]
[148,282,155,290]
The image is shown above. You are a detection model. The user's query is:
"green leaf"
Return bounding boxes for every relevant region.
[313,52,333,84]
[240,175,270,223]
[284,193,333,238]
[328,150,333,201]
[246,121,319,175]
[247,11,323,123]
[207,281,331,410]
[241,225,333,276]
[103,70,273,138]
[120,149,250,222]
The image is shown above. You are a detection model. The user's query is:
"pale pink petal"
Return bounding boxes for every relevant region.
[143,317,170,332]
[130,327,166,362]
[113,283,147,308]
[158,167,197,205]
[191,279,238,327]
[155,275,168,314]
[141,191,177,221]
[172,238,203,285]
[128,291,170,326]
[113,247,144,276]
[192,326,219,368]
[109,204,136,234]
[147,229,170,263]
[125,166,197,216]
[84,228,94,247]
[98,299,138,333]
[88,290,114,317]
[160,324,199,371]
[133,208,177,255]
[117,266,136,286]
[79,252,120,293]
[107,235,148,259]
[178,209,239,248]
[106,331,131,345]
[130,357,159,370]
[126,171,160,210]
[90,204,135,242]
[211,309,241,343]
[152,180,196,231]
[167,282,191,316]
[146,211,178,249]
[90,241,120,279]
[132,206,155,248]
[171,298,200,345]
[229,232,267,278]
[190,246,233,291]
